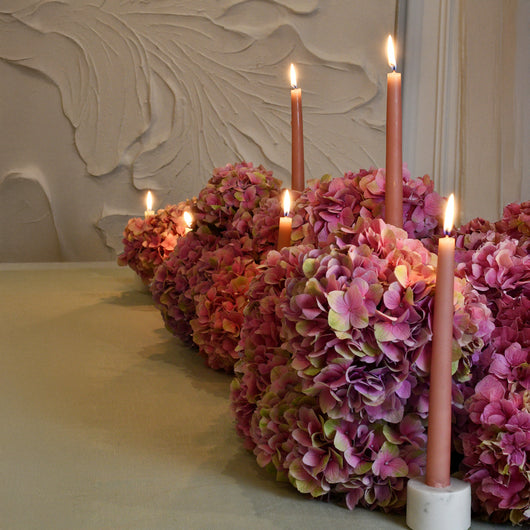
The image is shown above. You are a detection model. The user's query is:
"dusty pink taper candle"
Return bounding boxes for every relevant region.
[290,64,305,192]
[277,189,292,250]
[426,194,456,488]
[385,36,403,228]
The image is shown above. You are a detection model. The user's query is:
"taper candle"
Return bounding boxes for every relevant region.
[277,189,292,250]
[290,64,305,192]
[426,194,456,488]
[385,36,403,228]
[144,191,154,218]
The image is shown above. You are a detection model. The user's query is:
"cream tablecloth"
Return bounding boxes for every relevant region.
[0,263,507,529]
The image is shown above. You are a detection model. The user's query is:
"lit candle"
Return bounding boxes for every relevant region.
[426,194,456,488]
[277,189,292,250]
[144,190,154,218]
[183,211,193,234]
[385,35,403,228]
[290,64,305,192]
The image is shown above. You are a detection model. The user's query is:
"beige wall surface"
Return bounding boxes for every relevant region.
[0,1,395,261]
[402,0,529,225]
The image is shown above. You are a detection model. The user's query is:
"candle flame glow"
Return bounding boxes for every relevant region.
[290,63,297,89]
[146,190,153,211]
[183,211,193,228]
[443,194,455,235]
[283,189,291,216]
[387,35,396,71]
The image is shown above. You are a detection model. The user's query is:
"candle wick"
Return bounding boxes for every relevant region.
[391,65,396,73]
[291,83,297,90]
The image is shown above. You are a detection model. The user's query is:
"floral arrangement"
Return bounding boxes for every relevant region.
[231,219,493,512]
[117,199,195,284]
[151,162,283,370]
[125,157,528,524]
[451,202,530,525]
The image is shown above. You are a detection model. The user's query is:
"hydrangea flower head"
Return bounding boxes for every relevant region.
[118,199,195,283]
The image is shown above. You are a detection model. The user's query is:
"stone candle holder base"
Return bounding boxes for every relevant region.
[406,477,471,530]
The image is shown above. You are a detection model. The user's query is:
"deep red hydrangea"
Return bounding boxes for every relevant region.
[495,201,530,242]
[190,240,261,372]
[117,200,194,284]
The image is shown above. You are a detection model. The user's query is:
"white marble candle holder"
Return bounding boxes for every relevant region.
[406,477,471,530]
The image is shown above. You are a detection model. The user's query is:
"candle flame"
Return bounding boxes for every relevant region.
[443,194,455,235]
[387,35,396,71]
[283,189,291,216]
[183,210,193,228]
[290,63,297,89]
[146,190,153,211]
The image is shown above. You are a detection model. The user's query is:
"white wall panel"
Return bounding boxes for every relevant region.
[0,1,396,261]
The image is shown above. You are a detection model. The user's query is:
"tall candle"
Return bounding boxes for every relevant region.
[385,35,403,228]
[426,194,456,488]
[290,64,305,192]
[277,189,292,250]
[144,190,154,218]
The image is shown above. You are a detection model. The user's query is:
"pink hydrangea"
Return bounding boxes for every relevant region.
[117,200,194,284]
[190,240,261,372]
[453,215,530,524]
[233,219,493,513]
[151,162,284,367]
[230,245,313,447]
[193,161,282,230]
[291,167,444,251]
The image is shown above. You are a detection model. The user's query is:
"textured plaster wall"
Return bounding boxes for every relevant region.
[0,1,395,261]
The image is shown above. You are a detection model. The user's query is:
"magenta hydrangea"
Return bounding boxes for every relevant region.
[117,200,194,284]
[233,219,493,513]
[291,167,444,251]
[452,214,530,525]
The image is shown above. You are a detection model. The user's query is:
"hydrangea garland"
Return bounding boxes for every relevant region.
[231,219,493,512]
[117,200,194,284]
[452,205,530,525]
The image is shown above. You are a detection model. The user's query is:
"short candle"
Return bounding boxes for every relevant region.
[183,211,193,234]
[277,189,292,250]
[144,190,154,218]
